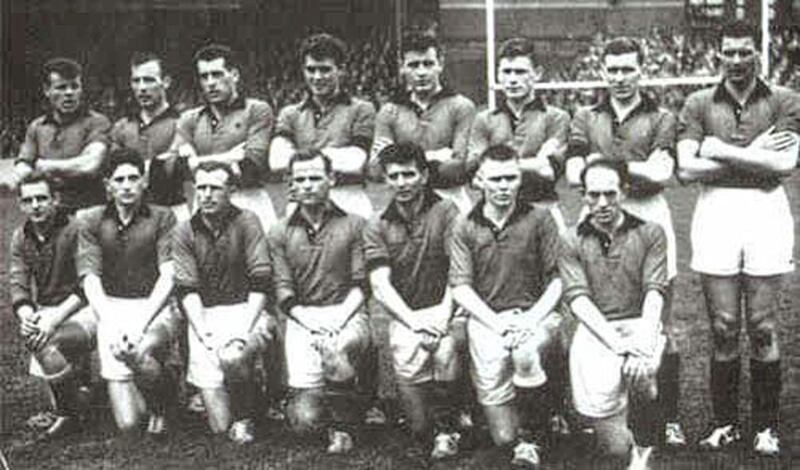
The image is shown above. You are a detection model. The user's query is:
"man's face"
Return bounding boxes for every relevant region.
[303,55,342,99]
[131,60,169,111]
[402,47,443,95]
[497,56,538,101]
[197,57,238,105]
[719,36,758,86]
[384,161,427,204]
[291,156,333,207]
[477,158,521,209]
[583,166,625,228]
[44,72,82,115]
[106,163,146,207]
[602,51,642,102]
[19,181,57,225]
[195,169,232,216]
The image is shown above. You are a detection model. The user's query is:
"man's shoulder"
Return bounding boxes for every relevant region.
[26,114,49,129]
[74,205,106,227]
[244,97,273,113]
[545,104,569,118]
[683,86,716,105]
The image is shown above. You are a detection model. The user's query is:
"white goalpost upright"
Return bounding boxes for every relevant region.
[482,0,772,98]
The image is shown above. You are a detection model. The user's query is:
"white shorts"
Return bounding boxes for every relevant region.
[570,319,665,419]
[29,306,97,378]
[97,297,178,381]
[533,201,569,236]
[330,185,374,219]
[691,186,794,276]
[579,193,677,279]
[285,312,370,389]
[467,309,561,406]
[389,317,465,385]
[169,202,192,224]
[229,186,278,232]
[434,185,474,214]
[186,303,272,389]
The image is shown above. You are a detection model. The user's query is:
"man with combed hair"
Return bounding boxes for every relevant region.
[10,174,96,439]
[268,149,371,454]
[364,142,465,459]
[12,57,110,211]
[269,33,376,218]
[370,31,476,213]
[564,37,684,447]
[77,149,179,437]
[172,161,275,444]
[169,44,276,229]
[450,145,562,467]
[111,52,190,222]
[677,21,800,456]
[560,159,667,470]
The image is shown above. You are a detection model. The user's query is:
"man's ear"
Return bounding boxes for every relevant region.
[162,75,172,90]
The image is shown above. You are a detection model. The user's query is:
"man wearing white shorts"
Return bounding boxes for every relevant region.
[269,33,376,219]
[10,174,96,439]
[565,36,684,447]
[560,159,668,469]
[111,52,190,222]
[677,21,800,456]
[370,31,476,214]
[78,149,179,437]
[268,149,371,454]
[172,161,275,444]
[364,143,465,458]
[450,145,562,467]
[169,44,276,230]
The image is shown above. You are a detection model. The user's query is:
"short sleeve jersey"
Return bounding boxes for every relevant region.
[172,205,272,307]
[363,190,459,309]
[111,107,186,205]
[268,203,366,311]
[468,97,569,203]
[9,209,80,309]
[374,88,476,187]
[559,212,668,321]
[176,96,274,187]
[16,108,111,209]
[76,203,176,298]
[568,94,677,198]
[448,200,560,312]
[678,79,800,189]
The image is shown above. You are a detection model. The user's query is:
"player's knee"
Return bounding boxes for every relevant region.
[287,395,324,433]
[711,312,739,350]
[219,341,252,382]
[748,316,778,360]
[36,344,74,384]
[134,353,163,387]
[596,425,633,457]
[490,425,517,446]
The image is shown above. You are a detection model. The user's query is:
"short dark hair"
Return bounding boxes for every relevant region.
[130,51,169,78]
[193,161,238,187]
[719,20,760,47]
[41,57,82,87]
[193,44,239,71]
[377,142,429,173]
[479,144,518,164]
[104,147,145,179]
[602,37,643,64]
[299,33,348,67]
[401,31,442,59]
[288,148,333,175]
[17,172,55,197]
[498,37,537,67]
[580,158,631,190]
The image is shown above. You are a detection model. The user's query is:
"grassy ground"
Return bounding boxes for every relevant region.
[1,164,798,469]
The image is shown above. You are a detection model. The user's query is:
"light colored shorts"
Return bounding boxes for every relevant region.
[570,318,665,419]
[229,186,278,232]
[467,309,561,406]
[97,297,178,381]
[330,185,373,220]
[690,186,794,276]
[186,303,272,389]
[434,185,474,214]
[389,316,466,385]
[285,311,370,389]
[29,305,97,378]
[169,202,192,224]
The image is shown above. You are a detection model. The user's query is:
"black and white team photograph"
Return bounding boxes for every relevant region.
[0,0,799,468]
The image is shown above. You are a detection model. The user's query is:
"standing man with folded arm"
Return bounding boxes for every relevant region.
[11,58,110,212]
[169,44,276,230]
[676,21,800,455]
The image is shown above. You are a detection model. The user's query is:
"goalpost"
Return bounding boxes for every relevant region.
[483,0,772,106]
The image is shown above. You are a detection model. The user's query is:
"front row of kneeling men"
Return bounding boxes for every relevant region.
[13,142,672,467]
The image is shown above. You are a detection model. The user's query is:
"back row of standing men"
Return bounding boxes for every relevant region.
[9,20,799,467]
